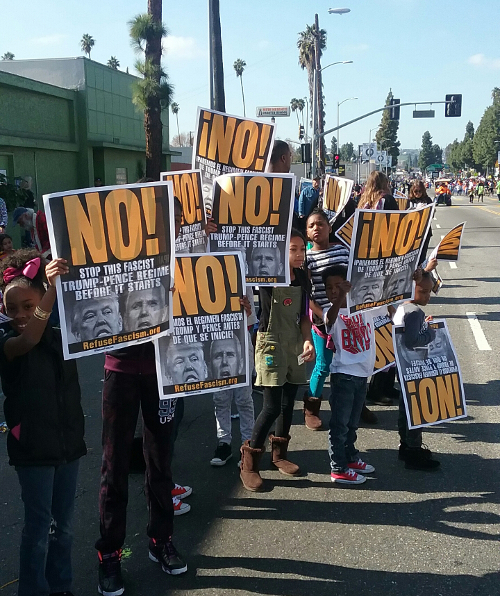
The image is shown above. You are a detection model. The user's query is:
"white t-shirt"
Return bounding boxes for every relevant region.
[323,307,376,378]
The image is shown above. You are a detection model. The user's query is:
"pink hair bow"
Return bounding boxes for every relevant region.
[3,257,41,285]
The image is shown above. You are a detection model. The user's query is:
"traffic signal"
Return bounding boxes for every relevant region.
[445,94,462,117]
[301,143,311,163]
[333,154,340,169]
[299,125,305,139]
[389,98,400,120]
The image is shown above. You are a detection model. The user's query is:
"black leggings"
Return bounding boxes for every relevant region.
[250,383,298,449]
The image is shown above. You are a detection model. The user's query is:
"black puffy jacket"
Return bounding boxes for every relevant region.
[1,324,86,467]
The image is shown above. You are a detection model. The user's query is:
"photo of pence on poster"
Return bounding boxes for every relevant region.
[155,252,248,400]
[347,203,434,315]
[160,169,207,254]
[44,181,175,360]
[208,172,295,286]
[191,107,275,211]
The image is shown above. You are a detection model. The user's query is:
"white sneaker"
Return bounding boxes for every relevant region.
[172,496,191,516]
[171,484,192,499]
[330,469,366,484]
[348,459,375,474]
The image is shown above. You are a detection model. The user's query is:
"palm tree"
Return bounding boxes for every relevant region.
[233,59,246,117]
[290,98,300,126]
[80,34,95,59]
[1,52,14,60]
[171,102,180,142]
[129,2,172,180]
[209,0,225,112]
[107,56,120,70]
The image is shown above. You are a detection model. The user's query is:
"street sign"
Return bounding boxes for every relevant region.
[413,110,435,118]
[338,164,346,176]
[361,142,377,161]
[376,151,387,166]
[256,106,290,118]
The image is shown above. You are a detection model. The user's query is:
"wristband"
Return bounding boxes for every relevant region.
[33,306,51,321]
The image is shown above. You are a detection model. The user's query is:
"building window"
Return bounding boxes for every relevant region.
[116,167,128,185]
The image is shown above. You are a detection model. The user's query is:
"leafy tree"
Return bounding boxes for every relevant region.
[171,132,192,147]
[375,89,400,168]
[210,0,225,111]
[432,144,443,164]
[233,59,246,117]
[1,52,14,60]
[447,139,462,171]
[330,136,337,155]
[170,102,180,142]
[339,142,354,162]
[418,131,434,171]
[107,56,120,70]
[129,3,173,179]
[80,34,95,59]
[473,87,500,171]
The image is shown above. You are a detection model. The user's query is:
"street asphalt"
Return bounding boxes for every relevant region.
[1,191,499,596]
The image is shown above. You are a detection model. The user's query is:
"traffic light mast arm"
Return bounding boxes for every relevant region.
[319,100,453,138]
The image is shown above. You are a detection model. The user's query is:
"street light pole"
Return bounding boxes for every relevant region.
[337,96,358,154]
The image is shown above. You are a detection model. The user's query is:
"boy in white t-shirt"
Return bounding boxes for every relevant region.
[322,265,377,485]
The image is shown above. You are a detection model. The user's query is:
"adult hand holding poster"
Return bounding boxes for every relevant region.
[160,169,207,253]
[394,319,466,429]
[192,108,275,209]
[323,175,354,222]
[44,182,175,359]
[429,222,466,261]
[347,204,434,314]
[155,253,248,399]
[209,173,295,286]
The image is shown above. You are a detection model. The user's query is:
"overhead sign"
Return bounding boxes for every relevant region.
[376,151,388,166]
[256,106,291,118]
[413,110,435,118]
[361,142,376,162]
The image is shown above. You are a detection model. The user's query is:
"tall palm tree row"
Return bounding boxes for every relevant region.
[233,59,246,117]
[107,56,120,70]
[129,0,173,180]
[80,34,95,59]
[170,102,180,142]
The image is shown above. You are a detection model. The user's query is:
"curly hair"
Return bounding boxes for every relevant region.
[0,249,47,294]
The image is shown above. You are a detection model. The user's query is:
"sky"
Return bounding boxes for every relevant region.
[2,0,500,155]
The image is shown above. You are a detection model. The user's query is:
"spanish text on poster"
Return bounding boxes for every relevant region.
[44,182,175,360]
[322,175,353,223]
[394,319,467,429]
[155,253,248,399]
[429,222,466,261]
[192,107,275,210]
[347,204,434,315]
[209,173,295,286]
[160,169,207,253]
[373,312,395,374]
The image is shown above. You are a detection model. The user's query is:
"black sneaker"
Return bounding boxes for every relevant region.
[405,447,440,470]
[210,442,232,466]
[98,550,124,596]
[149,538,187,575]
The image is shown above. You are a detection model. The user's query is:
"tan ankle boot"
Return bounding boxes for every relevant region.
[240,441,265,492]
[303,396,322,430]
[269,435,300,476]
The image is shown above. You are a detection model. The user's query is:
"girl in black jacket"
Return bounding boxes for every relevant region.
[0,249,86,596]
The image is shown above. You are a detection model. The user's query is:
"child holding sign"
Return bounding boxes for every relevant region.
[240,229,315,492]
[0,250,86,596]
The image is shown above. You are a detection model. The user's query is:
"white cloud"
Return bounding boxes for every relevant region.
[30,34,68,46]
[468,53,500,69]
[163,36,205,60]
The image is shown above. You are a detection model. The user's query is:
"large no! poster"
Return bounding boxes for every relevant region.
[44,182,175,359]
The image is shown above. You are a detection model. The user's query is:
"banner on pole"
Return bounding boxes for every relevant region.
[44,182,175,359]
[155,253,248,399]
[394,319,467,429]
[209,173,295,286]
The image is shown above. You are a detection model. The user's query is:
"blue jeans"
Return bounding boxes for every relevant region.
[328,373,367,472]
[309,329,334,398]
[16,459,80,596]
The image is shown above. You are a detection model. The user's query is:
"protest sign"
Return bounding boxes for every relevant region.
[192,107,275,209]
[160,169,206,253]
[335,213,354,247]
[323,175,354,223]
[209,172,295,286]
[347,204,434,315]
[394,319,467,429]
[373,312,395,374]
[299,178,312,194]
[44,182,175,359]
[155,253,248,399]
[429,222,466,261]
[431,268,443,294]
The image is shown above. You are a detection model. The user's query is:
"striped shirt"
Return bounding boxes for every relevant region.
[306,245,350,323]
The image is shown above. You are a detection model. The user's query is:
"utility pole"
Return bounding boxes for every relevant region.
[314,13,324,177]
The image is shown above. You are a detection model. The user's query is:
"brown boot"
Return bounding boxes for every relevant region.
[270,435,300,476]
[361,404,378,424]
[303,396,322,430]
[240,441,265,492]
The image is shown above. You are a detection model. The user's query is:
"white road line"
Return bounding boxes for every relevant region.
[433,216,437,220]
[466,312,492,351]
[449,262,457,269]
[436,224,441,228]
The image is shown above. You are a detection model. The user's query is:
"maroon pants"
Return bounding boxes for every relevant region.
[95,370,174,553]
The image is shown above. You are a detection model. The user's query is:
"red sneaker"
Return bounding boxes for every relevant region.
[348,459,375,474]
[330,469,366,484]
[171,484,192,499]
